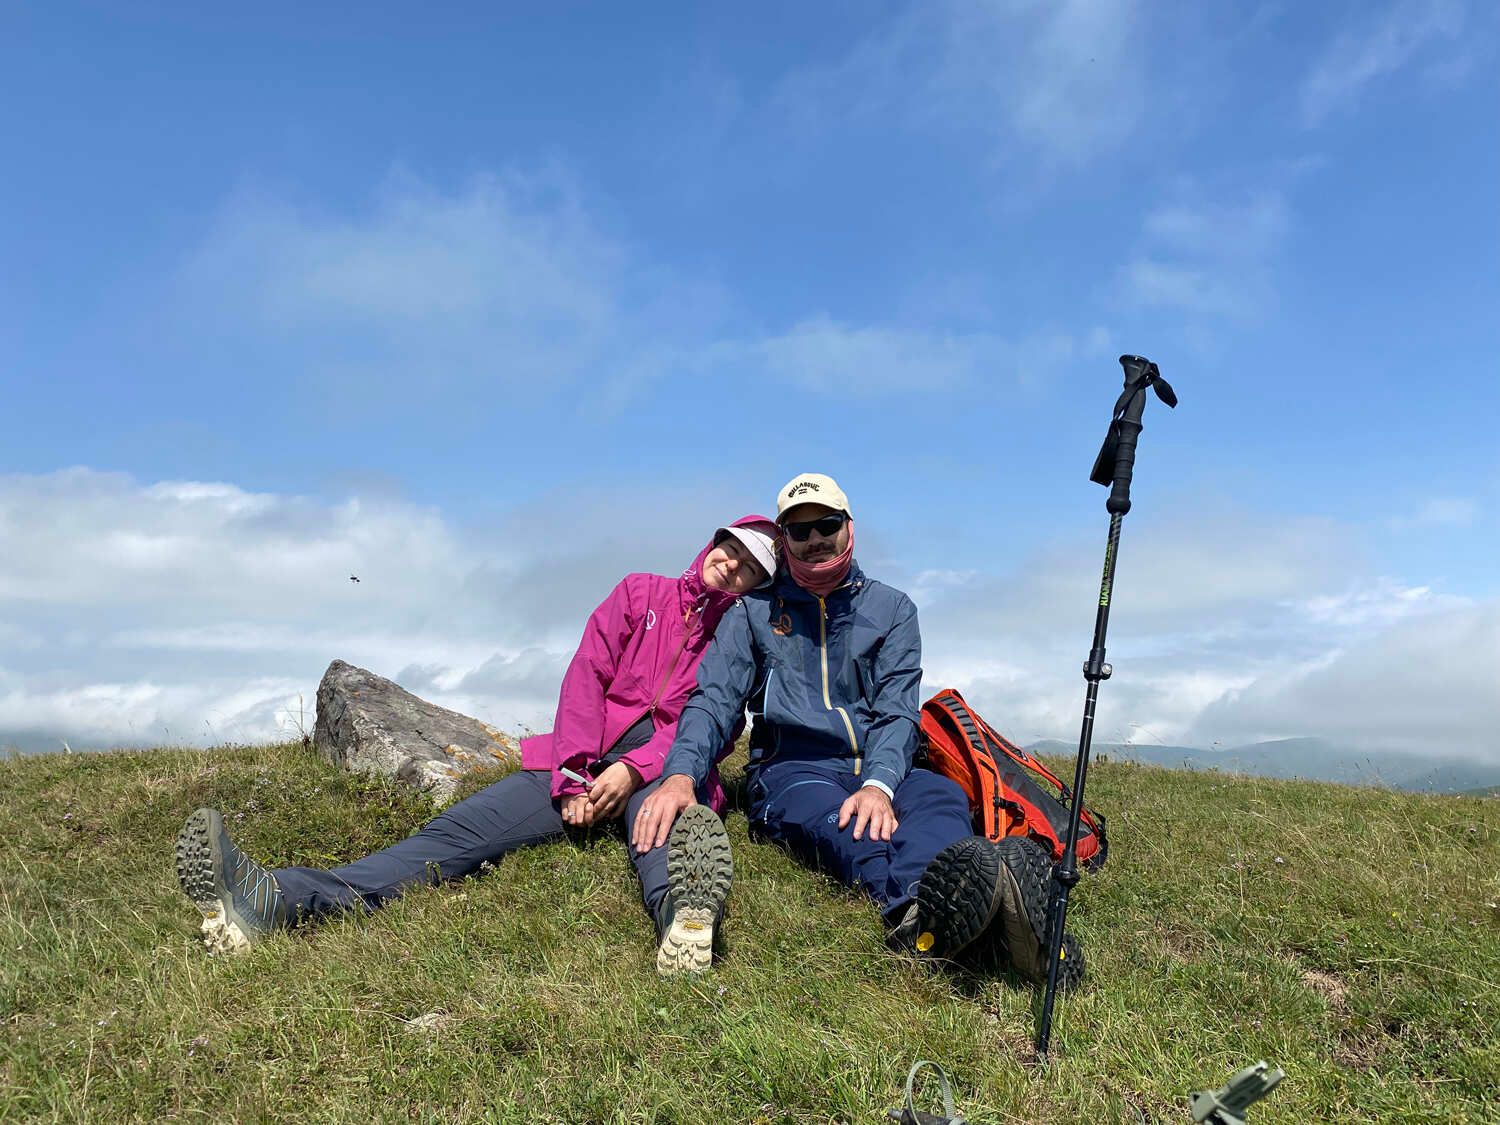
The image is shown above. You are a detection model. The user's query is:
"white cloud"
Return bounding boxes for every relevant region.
[176,171,696,404]
[1119,190,1289,318]
[1297,578,1456,628]
[757,318,1110,394]
[0,675,311,750]
[772,0,1147,169]
[909,510,1497,761]
[0,469,741,751]
[1390,496,1479,529]
[975,0,1145,163]
[759,319,990,393]
[1301,0,1469,126]
[1141,197,1291,263]
[173,171,1108,407]
[6,471,1489,764]
[1189,600,1500,756]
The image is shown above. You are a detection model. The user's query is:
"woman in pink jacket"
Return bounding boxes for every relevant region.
[175,515,778,975]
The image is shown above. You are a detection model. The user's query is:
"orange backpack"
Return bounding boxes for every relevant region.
[919,688,1108,869]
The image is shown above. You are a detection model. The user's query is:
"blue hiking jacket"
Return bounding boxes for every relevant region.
[662,560,923,796]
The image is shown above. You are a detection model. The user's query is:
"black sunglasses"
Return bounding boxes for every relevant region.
[783,512,848,542]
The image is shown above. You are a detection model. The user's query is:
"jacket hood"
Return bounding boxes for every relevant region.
[680,513,779,619]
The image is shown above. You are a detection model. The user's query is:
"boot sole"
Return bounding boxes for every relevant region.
[993,837,1057,984]
[174,808,257,954]
[658,806,732,976]
[1054,931,1086,992]
[915,836,1004,960]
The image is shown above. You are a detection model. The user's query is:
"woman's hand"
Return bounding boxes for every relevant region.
[586,761,642,822]
[560,792,594,828]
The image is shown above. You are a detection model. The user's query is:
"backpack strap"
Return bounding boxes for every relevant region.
[931,688,1108,866]
[885,1060,965,1125]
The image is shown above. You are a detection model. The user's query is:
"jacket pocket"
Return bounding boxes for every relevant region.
[753,667,786,766]
[854,654,876,704]
[760,664,795,726]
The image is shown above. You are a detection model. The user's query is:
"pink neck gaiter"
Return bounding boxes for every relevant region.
[784,525,855,597]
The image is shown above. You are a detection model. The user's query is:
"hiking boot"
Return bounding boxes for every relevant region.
[656,805,732,976]
[988,836,1084,989]
[1050,931,1086,992]
[175,808,287,954]
[913,835,1006,960]
[884,901,921,953]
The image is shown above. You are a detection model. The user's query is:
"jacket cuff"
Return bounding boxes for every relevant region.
[550,773,588,801]
[863,759,906,798]
[861,779,895,800]
[550,752,593,800]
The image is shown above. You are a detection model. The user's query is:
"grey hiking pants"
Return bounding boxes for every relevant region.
[273,721,699,929]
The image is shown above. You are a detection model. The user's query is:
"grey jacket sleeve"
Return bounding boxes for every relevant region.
[662,599,758,786]
[859,594,923,795]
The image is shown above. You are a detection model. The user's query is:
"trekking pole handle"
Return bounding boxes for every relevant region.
[1106,356,1153,515]
[1090,355,1175,516]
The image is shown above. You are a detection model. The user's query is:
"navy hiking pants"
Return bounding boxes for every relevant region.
[274,720,695,928]
[747,761,972,919]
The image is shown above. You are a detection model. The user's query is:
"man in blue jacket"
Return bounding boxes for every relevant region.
[635,473,1076,984]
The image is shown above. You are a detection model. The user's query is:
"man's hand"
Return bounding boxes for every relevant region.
[560,792,593,828]
[838,785,898,842]
[632,773,697,853]
[587,761,641,822]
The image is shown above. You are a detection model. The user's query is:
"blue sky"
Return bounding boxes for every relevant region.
[3,2,1497,759]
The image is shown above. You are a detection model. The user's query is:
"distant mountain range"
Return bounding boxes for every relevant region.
[1026,737,1500,795]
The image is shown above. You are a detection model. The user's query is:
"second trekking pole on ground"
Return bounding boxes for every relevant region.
[1035,354,1177,1058]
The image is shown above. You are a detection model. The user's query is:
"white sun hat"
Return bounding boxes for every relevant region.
[713,524,778,587]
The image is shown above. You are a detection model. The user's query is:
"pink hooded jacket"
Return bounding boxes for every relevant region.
[518,515,777,813]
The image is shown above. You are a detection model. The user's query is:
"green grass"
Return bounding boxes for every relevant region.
[2,743,1497,1123]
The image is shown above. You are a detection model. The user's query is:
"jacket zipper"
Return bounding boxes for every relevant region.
[604,607,695,767]
[816,594,861,773]
[647,607,695,714]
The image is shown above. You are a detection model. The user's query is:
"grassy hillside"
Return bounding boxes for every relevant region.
[2,743,1496,1123]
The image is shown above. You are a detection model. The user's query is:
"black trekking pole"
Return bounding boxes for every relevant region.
[1035,354,1177,1058]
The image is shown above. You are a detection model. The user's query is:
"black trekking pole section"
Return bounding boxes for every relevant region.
[1035,354,1177,1058]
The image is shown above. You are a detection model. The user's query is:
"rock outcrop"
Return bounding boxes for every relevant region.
[313,660,519,804]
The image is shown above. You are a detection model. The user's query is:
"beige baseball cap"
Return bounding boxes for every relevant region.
[776,473,852,522]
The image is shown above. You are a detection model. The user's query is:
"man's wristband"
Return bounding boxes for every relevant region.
[861,779,895,801]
